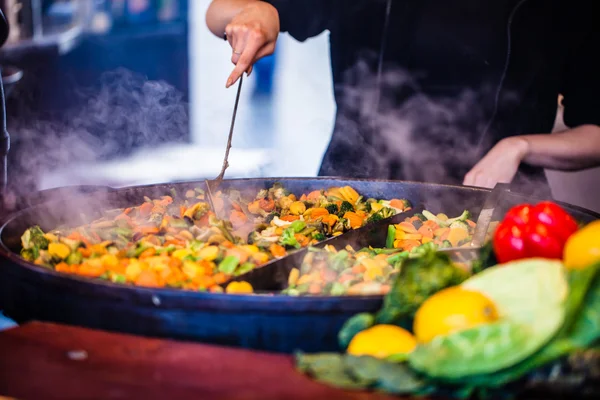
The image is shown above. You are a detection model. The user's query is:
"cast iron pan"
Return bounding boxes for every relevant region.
[0,178,598,354]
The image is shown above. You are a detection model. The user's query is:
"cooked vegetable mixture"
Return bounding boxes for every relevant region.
[284,241,469,297]
[283,245,402,296]
[386,210,476,250]
[20,184,411,291]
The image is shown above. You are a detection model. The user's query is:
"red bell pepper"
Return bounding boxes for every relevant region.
[493,201,579,264]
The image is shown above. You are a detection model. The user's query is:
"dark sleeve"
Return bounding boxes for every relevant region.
[263,0,336,42]
[561,27,600,128]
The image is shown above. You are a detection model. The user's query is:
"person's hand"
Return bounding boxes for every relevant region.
[463,136,530,188]
[225,2,280,88]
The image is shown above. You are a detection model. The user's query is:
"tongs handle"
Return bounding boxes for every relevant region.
[470,183,512,247]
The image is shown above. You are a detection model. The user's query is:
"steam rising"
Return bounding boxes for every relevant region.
[8,68,189,195]
[329,59,552,200]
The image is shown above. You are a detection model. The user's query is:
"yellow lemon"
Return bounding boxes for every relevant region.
[347,325,417,359]
[414,286,499,343]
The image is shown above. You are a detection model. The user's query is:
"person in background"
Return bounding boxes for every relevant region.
[206,0,600,194]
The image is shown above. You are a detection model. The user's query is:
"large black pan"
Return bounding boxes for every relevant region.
[0,178,598,354]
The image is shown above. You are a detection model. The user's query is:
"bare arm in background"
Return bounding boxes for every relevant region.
[464,23,600,189]
[206,0,280,87]
[464,125,600,189]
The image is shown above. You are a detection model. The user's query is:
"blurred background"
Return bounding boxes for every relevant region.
[0,0,598,212]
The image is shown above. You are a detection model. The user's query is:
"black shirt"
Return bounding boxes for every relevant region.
[265,0,599,191]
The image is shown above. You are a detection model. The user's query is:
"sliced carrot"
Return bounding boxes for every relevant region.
[164,239,186,248]
[159,196,173,206]
[307,190,322,202]
[213,272,229,285]
[269,244,287,258]
[259,198,275,212]
[229,210,248,228]
[322,214,339,226]
[280,215,300,222]
[179,205,186,218]
[134,226,160,235]
[77,263,105,278]
[299,194,307,201]
[67,231,83,241]
[145,235,161,246]
[55,262,70,273]
[351,264,366,274]
[135,270,161,288]
[423,220,439,229]
[401,240,421,251]
[231,202,242,212]
[308,208,330,220]
[79,247,92,257]
[168,257,183,269]
[308,283,322,294]
[139,202,153,217]
[294,234,310,247]
[398,221,418,233]
[221,241,235,249]
[466,219,477,228]
[195,275,216,289]
[389,199,406,210]
[139,247,157,259]
[343,212,364,229]
[417,225,434,239]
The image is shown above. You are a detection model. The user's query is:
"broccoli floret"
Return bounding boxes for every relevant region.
[449,220,470,231]
[446,210,471,224]
[270,183,290,199]
[312,232,326,241]
[442,240,453,248]
[324,203,339,215]
[332,218,347,233]
[247,231,261,245]
[256,188,269,200]
[414,213,427,222]
[380,207,397,219]
[362,201,372,213]
[339,201,355,215]
[20,248,38,261]
[399,199,412,209]
[66,251,83,265]
[279,227,300,249]
[376,248,469,324]
[21,226,49,252]
[367,213,384,224]
[265,212,280,224]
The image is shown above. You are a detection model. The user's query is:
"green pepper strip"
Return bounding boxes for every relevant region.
[386,225,396,249]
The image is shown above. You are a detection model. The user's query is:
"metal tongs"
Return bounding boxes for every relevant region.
[205,75,244,220]
[439,183,512,264]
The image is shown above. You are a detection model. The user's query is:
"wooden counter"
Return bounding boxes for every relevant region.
[0,322,401,400]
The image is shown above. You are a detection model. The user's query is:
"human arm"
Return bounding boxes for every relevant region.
[206,0,280,87]
[206,0,335,87]
[464,25,600,188]
[463,125,600,188]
